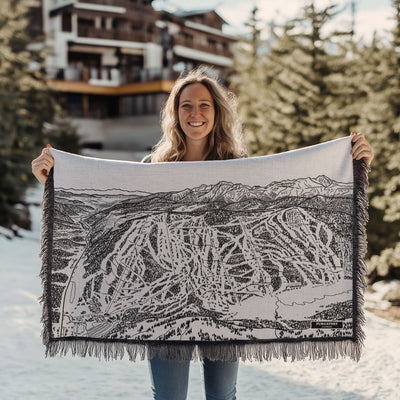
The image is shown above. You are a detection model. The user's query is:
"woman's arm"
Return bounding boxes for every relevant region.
[31,147,54,186]
[351,132,374,166]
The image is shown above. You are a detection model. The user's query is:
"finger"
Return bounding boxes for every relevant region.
[351,135,371,151]
[43,150,54,162]
[351,141,369,154]
[39,156,53,165]
[33,155,53,164]
[38,155,54,165]
[32,167,48,178]
[352,144,371,156]
[351,133,365,143]
[353,150,371,161]
[33,150,48,164]
[31,154,43,164]
[32,159,53,169]
[32,152,54,167]
[32,166,50,179]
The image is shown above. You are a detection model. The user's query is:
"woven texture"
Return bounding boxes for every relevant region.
[40,137,369,362]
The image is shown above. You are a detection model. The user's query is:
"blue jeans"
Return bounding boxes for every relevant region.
[149,354,239,400]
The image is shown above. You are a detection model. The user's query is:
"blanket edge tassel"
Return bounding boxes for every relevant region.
[39,168,54,356]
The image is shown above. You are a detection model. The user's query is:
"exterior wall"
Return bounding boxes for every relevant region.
[42,1,235,81]
[144,43,163,72]
[33,1,236,150]
[71,115,163,150]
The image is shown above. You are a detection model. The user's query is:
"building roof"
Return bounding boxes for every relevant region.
[172,9,228,26]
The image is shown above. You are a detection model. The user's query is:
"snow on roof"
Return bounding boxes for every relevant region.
[172,9,228,25]
[173,45,233,67]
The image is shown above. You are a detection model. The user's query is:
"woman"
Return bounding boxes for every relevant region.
[32,67,374,400]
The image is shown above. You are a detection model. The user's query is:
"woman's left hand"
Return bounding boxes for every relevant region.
[350,132,374,166]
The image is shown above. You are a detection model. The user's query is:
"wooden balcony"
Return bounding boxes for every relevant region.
[77,26,157,43]
[48,79,175,95]
[81,0,154,10]
[49,65,178,95]
[173,36,232,58]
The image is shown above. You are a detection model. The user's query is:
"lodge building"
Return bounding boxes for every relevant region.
[28,0,237,150]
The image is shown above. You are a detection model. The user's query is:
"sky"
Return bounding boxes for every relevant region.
[153,0,395,43]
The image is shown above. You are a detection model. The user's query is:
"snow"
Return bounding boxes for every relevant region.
[173,45,234,67]
[365,280,400,310]
[0,184,399,400]
[242,313,400,399]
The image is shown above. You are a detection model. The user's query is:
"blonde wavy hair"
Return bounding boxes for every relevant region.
[151,67,247,162]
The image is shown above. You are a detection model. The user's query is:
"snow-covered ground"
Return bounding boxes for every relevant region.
[0,185,399,400]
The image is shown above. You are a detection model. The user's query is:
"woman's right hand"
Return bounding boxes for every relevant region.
[31,147,54,186]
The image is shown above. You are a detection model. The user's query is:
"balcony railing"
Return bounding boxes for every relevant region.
[51,0,154,10]
[173,36,232,58]
[54,65,178,85]
[77,26,157,43]
[78,0,154,12]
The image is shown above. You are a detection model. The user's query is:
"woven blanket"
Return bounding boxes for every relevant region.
[40,136,369,362]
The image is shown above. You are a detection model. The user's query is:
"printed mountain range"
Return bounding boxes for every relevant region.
[50,175,354,342]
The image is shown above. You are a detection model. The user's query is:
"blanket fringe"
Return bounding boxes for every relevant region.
[44,338,363,362]
[39,169,54,352]
[351,159,370,360]
[39,159,369,363]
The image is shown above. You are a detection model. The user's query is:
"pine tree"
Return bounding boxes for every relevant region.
[231,6,265,154]
[365,1,400,280]
[236,1,357,156]
[0,0,79,231]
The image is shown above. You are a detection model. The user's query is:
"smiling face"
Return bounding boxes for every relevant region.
[178,83,216,148]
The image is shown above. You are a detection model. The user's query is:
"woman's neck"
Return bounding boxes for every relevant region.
[183,140,208,161]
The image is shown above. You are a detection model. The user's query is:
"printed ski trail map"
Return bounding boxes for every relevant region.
[40,137,369,362]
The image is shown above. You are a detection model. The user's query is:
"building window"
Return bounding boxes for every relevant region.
[122,96,133,116]
[67,94,83,117]
[127,94,163,116]
[183,32,193,43]
[62,12,72,32]
[134,95,144,115]
[146,94,153,114]
[132,21,141,31]
[78,17,95,28]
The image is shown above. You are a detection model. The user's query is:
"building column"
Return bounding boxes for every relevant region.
[118,96,124,117]
[82,94,89,118]
[106,17,113,30]
[95,16,101,29]
[72,13,78,35]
